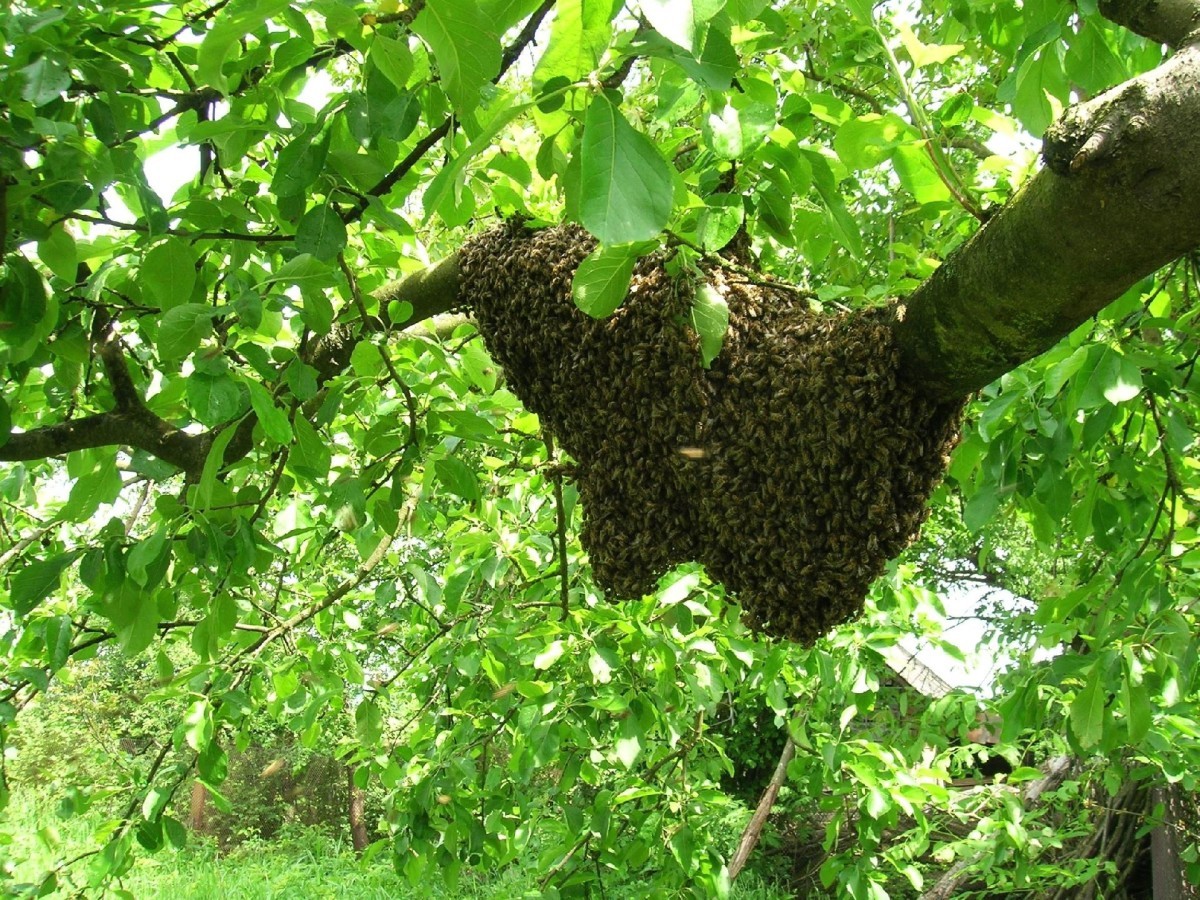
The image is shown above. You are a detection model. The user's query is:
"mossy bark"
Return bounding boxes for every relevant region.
[890,38,1200,400]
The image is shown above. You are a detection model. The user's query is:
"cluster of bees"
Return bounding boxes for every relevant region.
[459,221,963,644]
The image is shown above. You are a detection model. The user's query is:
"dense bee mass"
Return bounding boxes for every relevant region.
[459,221,964,644]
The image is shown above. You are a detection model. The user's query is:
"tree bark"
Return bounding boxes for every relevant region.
[729,736,796,881]
[189,780,209,834]
[891,33,1200,399]
[348,764,369,854]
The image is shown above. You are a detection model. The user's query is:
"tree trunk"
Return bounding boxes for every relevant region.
[189,780,209,834]
[348,764,369,854]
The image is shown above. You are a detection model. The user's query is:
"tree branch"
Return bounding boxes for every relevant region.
[891,41,1200,399]
[1099,0,1200,47]
[0,317,211,473]
[729,736,796,881]
[348,0,555,219]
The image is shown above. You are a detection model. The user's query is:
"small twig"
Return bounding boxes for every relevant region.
[61,208,289,243]
[803,45,886,114]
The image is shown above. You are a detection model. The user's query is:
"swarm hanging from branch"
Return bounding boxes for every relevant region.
[461,221,964,643]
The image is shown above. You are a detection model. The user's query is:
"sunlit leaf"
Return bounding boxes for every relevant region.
[572,243,638,317]
[580,97,674,244]
[411,0,502,111]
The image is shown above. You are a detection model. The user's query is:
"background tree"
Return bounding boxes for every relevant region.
[2,0,1200,896]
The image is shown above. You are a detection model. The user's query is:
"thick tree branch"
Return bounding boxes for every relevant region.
[891,41,1200,399]
[379,253,462,329]
[1099,0,1200,47]
[0,258,463,473]
[0,409,208,473]
[0,318,210,473]
[729,736,796,881]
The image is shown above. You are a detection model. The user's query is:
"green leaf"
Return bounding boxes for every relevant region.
[38,226,77,282]
[0,256,49,348]
[572,243,638,317]
[187,373,245,426]
[843,0,875,23]
[435,456,480,502]
[896,22,963,68]
[195,423,239,510]
[963,485,1000,532]
[295,204,347,262]
[615,717,642,768]
[291,416,332,479]
[105,584,157,655]
[580,97,674,244]
[411,0,502,112]
[265,256,337,334]
[1008,766,1047,783]
[803,150,863,258]
[698,194,744,252]
[643,24,738,90]
[142,238,198,310]
[356,699,383,744]
[668,822,694,870]
[892,143,954,205]
[691,283,730,368]
[1124,658,1152,744]
[245,381,293,445]
[197,742,228,783]
[126,529,168,587]
[369,34,414,91]
[63,460,123,522]
[534,640,566,671]
[44,615,73,672]
[640,0,723,53]
[20,56,70,107]
[1078,345,1142,408]
[532,0,614,87]
[8,552,81,617]
[1104,355,1143,404]
[197,0,292,95]
[1070,664,1107,749]
[163,817,187,850]
[704,90,776,160]
[271,130,330,199]
[184,699,214,752]
[864,787,890,819]
[833,114,908,170]
[589,648,615,683]
[158,304,218,361]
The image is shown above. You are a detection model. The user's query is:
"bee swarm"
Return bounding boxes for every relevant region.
[460,221,963,644]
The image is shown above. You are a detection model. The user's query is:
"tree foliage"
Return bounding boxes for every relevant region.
[1,0,1200,896]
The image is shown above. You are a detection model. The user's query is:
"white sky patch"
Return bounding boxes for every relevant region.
[897,581,1057,696]
[144,141,200,203]
[296,67,336,111]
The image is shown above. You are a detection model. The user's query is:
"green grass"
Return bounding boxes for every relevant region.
[1,791,793,899]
